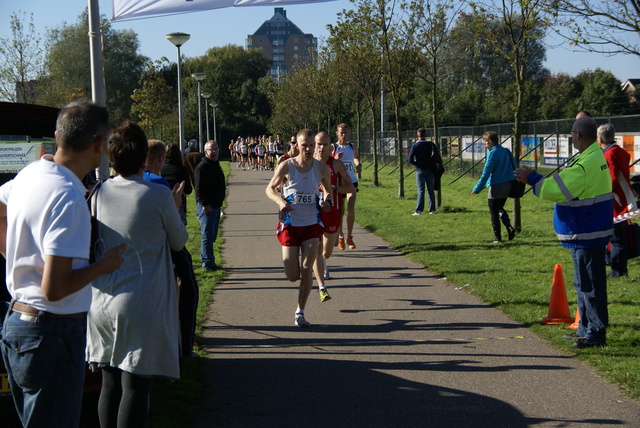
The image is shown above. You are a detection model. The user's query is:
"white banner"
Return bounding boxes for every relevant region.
[112,0,337,21]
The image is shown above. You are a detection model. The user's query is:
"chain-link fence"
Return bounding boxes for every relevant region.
[353,114,640,181]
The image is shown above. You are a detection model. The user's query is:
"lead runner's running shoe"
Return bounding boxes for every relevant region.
[319,288,331,302]
[295,313,310,328]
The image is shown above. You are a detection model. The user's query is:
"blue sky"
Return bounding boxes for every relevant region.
[1,0,638,83]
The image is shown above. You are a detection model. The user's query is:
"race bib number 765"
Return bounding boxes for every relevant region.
[294,192,315,205]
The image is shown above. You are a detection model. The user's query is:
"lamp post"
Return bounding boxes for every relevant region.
[191,72,206,151]
[210,102,218,144]
[166,32,190,154]
[201,91,211,141]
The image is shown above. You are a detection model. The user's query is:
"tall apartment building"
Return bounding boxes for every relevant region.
[246,7,317,79]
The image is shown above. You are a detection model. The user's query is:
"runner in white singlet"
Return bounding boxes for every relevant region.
[332,123,361,250]
[266,129,333,328]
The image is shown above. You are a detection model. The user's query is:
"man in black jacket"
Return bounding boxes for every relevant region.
[408,128,438,215]
[194,140,226,271]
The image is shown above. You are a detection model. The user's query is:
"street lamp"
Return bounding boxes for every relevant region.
[166,32,190,154]
[201,91,211,142]
[210,102,218,144]
[191,72,206,151]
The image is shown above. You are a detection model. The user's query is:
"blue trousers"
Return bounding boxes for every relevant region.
[415,170,435,213]
[1,308,86,428]
[196,203,221,269]
[570,247,608,343]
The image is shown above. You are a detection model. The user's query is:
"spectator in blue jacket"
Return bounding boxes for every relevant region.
[471,131,517,243]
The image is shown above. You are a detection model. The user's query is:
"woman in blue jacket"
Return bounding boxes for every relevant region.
[471,131,517,243]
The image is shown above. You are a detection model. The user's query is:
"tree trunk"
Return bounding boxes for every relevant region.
[431,75,442,208]
[512,66,525,232]
[394,99,404,198]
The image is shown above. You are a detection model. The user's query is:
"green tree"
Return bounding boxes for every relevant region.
[39,10,146,124]
[184,45,272,141]
[471,0,554,230]
[446,10,549,109]
[412,0,464,205]
[347,0,418,197]
[577,69,628,116]
[538,73,582,119]
[328,6,383,186]
[268,53,345,136]
[440,82,486,125]
[0,11,43,103]
[131,59,175,140]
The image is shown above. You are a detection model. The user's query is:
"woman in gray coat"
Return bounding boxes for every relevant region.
[86,121,188,427]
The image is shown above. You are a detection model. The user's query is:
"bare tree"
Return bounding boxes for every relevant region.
[553,0,640,57]
[473,0,555,230]
[0,11,43,103]
[328,8,383,186]
[366,0,419,197]
[412,0,464,206]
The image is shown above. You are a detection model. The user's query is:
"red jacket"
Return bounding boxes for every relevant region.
[603,143,636,216]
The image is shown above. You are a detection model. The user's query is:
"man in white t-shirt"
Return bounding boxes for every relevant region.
[333,123,361,250]
[0,101,126,427]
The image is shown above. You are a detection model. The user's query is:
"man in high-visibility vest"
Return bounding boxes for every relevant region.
[515,115,613,348]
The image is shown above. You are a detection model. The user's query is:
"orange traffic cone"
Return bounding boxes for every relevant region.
[567,307,581,330]
[541,264,574,324]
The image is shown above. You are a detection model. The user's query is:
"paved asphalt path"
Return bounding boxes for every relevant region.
[193,167,640,428]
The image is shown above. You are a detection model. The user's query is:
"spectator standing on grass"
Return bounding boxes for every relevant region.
[161,142,200,359]
[471,131,517,243]
[194,141,226,271]
[408,128,439,216]
[598,123,637,277]
[266,129,333,328]
[162,143,193,225]
[144,139,170,187]
[0,101,126,428]
[184,148,204,187]
[515,115,613,348]
[86,121,188,428]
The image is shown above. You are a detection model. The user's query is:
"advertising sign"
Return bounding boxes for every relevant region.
[461,137,484,161]
[0,143,53,173]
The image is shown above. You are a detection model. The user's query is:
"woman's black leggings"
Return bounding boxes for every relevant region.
[488,197,511,238]
[98,366,152,428]
[488,197,508,224]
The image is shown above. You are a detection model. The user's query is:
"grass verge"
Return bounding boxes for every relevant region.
[356,166,640,400]
[149,161,639,428]
[148,161,230,428]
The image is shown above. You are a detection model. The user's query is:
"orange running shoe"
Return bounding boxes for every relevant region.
[338,236,345,250]
[347,235,356,249]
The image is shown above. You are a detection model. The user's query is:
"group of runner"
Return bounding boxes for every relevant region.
[229,134,289,171]
[266,123,361,328]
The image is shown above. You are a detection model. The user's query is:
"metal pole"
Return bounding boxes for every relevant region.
[204,101,210,141]
[88,0,109,180]
[213,106,217,143]
[177,45,185,153]
[197,80,202,151]
[380,51,385,136]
